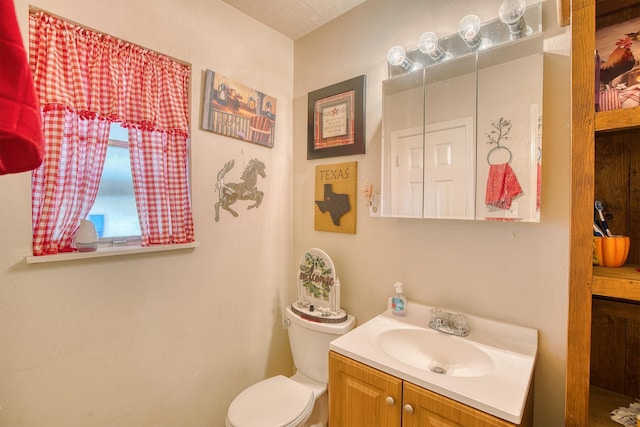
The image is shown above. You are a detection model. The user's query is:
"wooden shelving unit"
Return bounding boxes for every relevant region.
[568,0,640,425]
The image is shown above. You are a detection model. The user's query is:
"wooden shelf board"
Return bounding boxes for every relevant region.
[589,386,637,427]
[595,107,640,133]
[596,0,640,18]
[592,265,640,301]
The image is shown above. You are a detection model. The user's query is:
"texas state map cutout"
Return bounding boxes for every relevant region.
[314,162,357,234]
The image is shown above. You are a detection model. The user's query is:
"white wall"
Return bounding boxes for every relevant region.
[293,0,570,425]
[0,0,294,426]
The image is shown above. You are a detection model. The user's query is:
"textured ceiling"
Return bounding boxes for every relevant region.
[222,0,367,40]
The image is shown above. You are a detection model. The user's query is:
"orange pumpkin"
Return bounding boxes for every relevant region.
[593,236,630,267]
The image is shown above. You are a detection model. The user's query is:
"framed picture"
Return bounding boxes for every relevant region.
[307,75,366,159]
[596,17,640,111]
[201,69,277,148]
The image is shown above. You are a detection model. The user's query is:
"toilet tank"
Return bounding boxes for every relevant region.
[286,305,356,384]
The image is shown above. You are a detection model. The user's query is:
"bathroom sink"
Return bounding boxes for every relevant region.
[330,300,538,424]
[375,328,494,377]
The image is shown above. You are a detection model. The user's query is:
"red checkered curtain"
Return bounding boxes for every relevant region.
[29,11,193,254]
[29,12,113,255]
[129,129,193,245]
[31,111,110,254]
[121,49,193,245]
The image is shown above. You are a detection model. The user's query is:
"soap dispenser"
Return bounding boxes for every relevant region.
[391,282,406,316]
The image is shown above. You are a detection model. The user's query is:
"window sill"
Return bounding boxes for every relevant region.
[25,242,200,264]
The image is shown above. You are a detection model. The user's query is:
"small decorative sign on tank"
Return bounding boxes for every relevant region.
[292,248,347,323]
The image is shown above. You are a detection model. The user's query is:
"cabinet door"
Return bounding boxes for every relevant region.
[402,382,516,427]
[329,351,402,427]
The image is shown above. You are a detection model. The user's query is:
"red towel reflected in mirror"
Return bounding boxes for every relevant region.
[485,162,523,210]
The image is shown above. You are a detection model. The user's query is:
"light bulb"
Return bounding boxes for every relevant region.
[387,46,422,71]
[498,0,529,39]
[387,46,415,71]
[418,32,445,61]
[387,46,406,66]
[458,15,482,49]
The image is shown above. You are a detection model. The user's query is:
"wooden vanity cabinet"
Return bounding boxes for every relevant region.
[328,350,402,426]
[329,351,531,427]
[402,382,528,427]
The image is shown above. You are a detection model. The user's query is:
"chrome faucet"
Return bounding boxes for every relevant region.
[428,308,469,337]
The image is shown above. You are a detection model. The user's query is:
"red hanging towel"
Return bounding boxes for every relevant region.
[485,162,523,210]
[0,0,44,175]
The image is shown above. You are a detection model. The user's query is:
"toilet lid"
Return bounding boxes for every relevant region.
[227,375,314,427]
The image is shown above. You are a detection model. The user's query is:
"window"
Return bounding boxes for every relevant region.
[86,123,141,241]
[29,11,195,256]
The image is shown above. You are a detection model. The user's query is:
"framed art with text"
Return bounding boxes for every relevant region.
[307,75,366,159]
[314,161,357,234]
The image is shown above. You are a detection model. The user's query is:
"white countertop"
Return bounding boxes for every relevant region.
[329,300,537,424]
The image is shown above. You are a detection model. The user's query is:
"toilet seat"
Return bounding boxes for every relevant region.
[226,375,314,427]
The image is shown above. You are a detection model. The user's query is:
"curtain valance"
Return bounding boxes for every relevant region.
[29,11,190,136]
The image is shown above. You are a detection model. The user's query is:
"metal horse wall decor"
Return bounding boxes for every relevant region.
[215,158,267,222]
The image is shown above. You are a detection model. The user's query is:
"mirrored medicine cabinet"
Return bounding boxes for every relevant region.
[381,4,543,222]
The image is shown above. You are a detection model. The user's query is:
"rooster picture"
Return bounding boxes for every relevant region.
[600,37,636,87]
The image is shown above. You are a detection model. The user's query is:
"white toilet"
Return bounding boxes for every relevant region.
[226,248,356,427]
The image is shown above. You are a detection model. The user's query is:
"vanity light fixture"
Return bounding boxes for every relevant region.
[418,32,448,61]
[458,14,492,50]
[498,0,530,40]
[387,45,418,71]
[385,2,541,78]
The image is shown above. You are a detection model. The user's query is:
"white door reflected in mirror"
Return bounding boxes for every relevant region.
[391,127,423,217]
[391,118,474,219]
[424,118,474,219]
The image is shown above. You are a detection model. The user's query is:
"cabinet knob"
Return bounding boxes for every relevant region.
[403,404,414,414]
[385,396,395,406]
